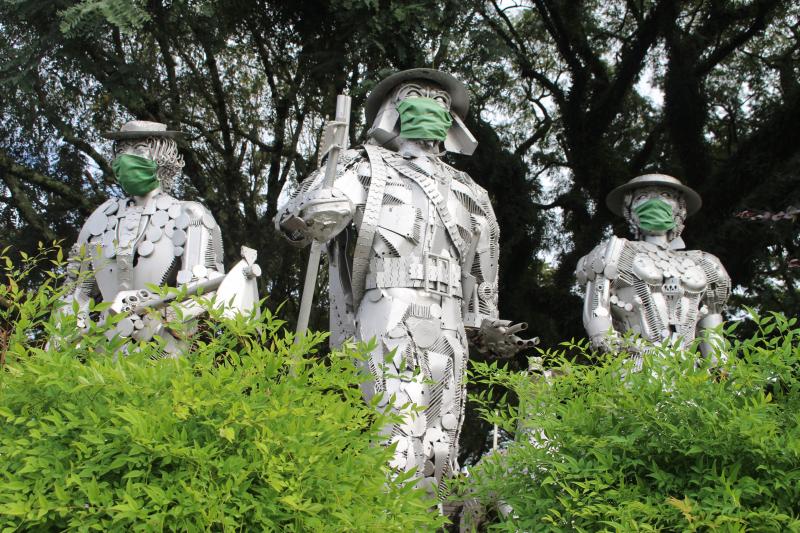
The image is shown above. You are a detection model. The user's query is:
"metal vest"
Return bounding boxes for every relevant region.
[77,193,224,302]
[578,237,731,346]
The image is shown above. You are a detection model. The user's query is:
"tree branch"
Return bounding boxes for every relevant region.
[514,115,553,156]
[0,150,94,213]
[695,0,778,76]
[478,2,565,102]
[0,169,57,242]
[588,0,672,132]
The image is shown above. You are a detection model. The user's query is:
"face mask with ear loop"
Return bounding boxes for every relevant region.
[112,154,160,197]
[396,97,453,141]
[633,198,676,232]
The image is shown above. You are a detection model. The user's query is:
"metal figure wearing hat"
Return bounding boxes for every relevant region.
[275,69,536,497]
[576,174,731,363]
[55,120,260,355]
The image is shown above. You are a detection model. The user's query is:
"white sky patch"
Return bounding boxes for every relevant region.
[635,64,664,108]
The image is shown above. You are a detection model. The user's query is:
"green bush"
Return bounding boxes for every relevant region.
[0,249,444,532]
[469,314,800,532]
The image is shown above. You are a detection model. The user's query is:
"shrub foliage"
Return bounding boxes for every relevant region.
[469,316,800,531]
[0,249,443,531]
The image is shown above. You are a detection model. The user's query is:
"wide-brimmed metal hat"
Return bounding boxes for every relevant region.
[103,120,182,140]
[606,174,702,217]
[365,68,470,125]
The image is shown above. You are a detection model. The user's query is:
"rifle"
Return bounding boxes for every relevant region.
[108,246,260,338]
[295,93,352,339]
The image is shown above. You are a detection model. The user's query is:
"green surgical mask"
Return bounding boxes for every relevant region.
[396,97,453,141]
[112,154,159,197]
[633,198,676,232]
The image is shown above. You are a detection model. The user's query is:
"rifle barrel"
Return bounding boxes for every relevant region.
[132,275,224,314]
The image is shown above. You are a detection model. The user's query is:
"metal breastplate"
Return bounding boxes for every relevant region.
[364,156,473,298]
[83,194,194,301]
[622,242,709,343]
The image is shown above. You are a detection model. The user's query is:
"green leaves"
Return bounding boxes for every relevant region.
[58,0,151,36]
[0,253,444,531]
[468,313,800,530]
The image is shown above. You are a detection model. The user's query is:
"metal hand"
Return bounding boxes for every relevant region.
[298,188,354,242]
[467,318,539,358]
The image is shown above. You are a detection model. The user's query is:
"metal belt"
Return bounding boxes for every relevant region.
[351,145,389,307]
[365,255,462,297]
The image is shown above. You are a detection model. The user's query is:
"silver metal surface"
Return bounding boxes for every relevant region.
[275,74,533,498]
[146,226,162,243]
[172,228,187,247]
[151,210,169,228]
[156,195,172,210]
[578,177,731,362]
[137,240,154,257]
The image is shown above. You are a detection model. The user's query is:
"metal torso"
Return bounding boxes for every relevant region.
[578,236,731,348]
[79,193,224,302]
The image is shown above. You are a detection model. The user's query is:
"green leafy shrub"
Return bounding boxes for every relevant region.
[0,250,444,531]
[469,315,800,531]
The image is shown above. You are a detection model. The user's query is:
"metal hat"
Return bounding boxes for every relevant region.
[365,68,470,125]
[606,173,702,217]
[102,120,182,140]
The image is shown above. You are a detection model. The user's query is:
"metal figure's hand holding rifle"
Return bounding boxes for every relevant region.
[103,246,261,343]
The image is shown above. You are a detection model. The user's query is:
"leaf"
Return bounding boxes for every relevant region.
[218,426,235,442]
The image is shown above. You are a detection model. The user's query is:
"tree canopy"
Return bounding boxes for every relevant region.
[1,0,798,461]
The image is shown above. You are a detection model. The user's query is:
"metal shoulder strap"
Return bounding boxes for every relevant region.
[386,154,467,259]
[350,144,389,308]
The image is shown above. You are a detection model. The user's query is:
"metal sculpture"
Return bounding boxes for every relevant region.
[55,121,259,355]
[276,69,535,498]
[576,174,731,363]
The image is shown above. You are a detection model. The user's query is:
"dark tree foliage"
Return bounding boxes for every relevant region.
[1,0,798,462]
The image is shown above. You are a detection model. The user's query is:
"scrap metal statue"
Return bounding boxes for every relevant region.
[577,174,731,363]
[276,69,536,497]
[55,121,259,355]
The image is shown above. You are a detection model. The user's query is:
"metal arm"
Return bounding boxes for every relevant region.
[697,252,731,364]
[464,188,537,356]
[52,239,98,335]
[583,274,619,350]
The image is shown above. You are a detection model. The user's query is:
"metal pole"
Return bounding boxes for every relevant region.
[294,241,322,337]
[295,93,352,341]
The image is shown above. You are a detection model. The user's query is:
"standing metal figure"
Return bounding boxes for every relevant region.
[55,121,259,355]
[577,174,731,362]
[276,70,535,497]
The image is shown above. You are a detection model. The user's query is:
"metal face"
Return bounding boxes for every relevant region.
[394,81,452,111]
[630,186,681,212]
[116,140,153,159]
